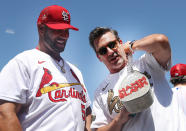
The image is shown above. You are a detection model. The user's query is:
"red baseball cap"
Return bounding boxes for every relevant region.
[170,63,186,77]
[37,5,79,31]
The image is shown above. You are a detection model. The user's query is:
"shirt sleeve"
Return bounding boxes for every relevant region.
[0,57,29,104]
[140,53,172,72]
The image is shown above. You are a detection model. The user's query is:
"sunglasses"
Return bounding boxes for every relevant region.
[97,40,118,55]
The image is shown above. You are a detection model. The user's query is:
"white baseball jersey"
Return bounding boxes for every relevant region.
[0,49,91,131]
[172,86,186,116]
[91,53,186,131]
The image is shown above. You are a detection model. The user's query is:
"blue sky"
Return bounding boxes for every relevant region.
[1,0,186,101]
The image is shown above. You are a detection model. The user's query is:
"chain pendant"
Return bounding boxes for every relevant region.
[61,67,66,73]
[54,58,66,73]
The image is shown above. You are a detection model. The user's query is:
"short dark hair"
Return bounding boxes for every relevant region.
[89,27,120,52]
[170,76,186,86]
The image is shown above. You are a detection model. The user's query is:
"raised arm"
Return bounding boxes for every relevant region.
[124,34,171,69]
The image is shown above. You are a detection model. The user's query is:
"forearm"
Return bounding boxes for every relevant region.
[132,34,171,67]
[132,34,168,52]
[84,106,92,131]
[96,117,123,131]
[96,108,129,131]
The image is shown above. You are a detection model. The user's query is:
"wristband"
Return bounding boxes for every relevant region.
[129,40,136,52]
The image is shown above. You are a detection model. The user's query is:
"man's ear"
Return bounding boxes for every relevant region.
[38,24,45,34]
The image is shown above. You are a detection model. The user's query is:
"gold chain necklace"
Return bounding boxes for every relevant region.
[55,58,66,73]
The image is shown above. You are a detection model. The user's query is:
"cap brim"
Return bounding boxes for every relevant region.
[46,23,79,31]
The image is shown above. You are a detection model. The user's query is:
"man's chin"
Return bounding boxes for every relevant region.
[112,60,126,69]
[53,46,65,53]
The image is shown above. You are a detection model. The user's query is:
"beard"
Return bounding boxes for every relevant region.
[44,32,67,53]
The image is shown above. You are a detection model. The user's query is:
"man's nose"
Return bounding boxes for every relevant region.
[106,47,115,55]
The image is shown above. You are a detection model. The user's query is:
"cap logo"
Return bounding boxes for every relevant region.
[62,11,69,21]
[42,14,47,21]
[175,73,179,76]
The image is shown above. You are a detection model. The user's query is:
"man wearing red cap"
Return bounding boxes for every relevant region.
[0,5,91,131]
[170,63,186,116]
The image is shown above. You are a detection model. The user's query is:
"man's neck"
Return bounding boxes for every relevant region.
[175,82,186,87]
